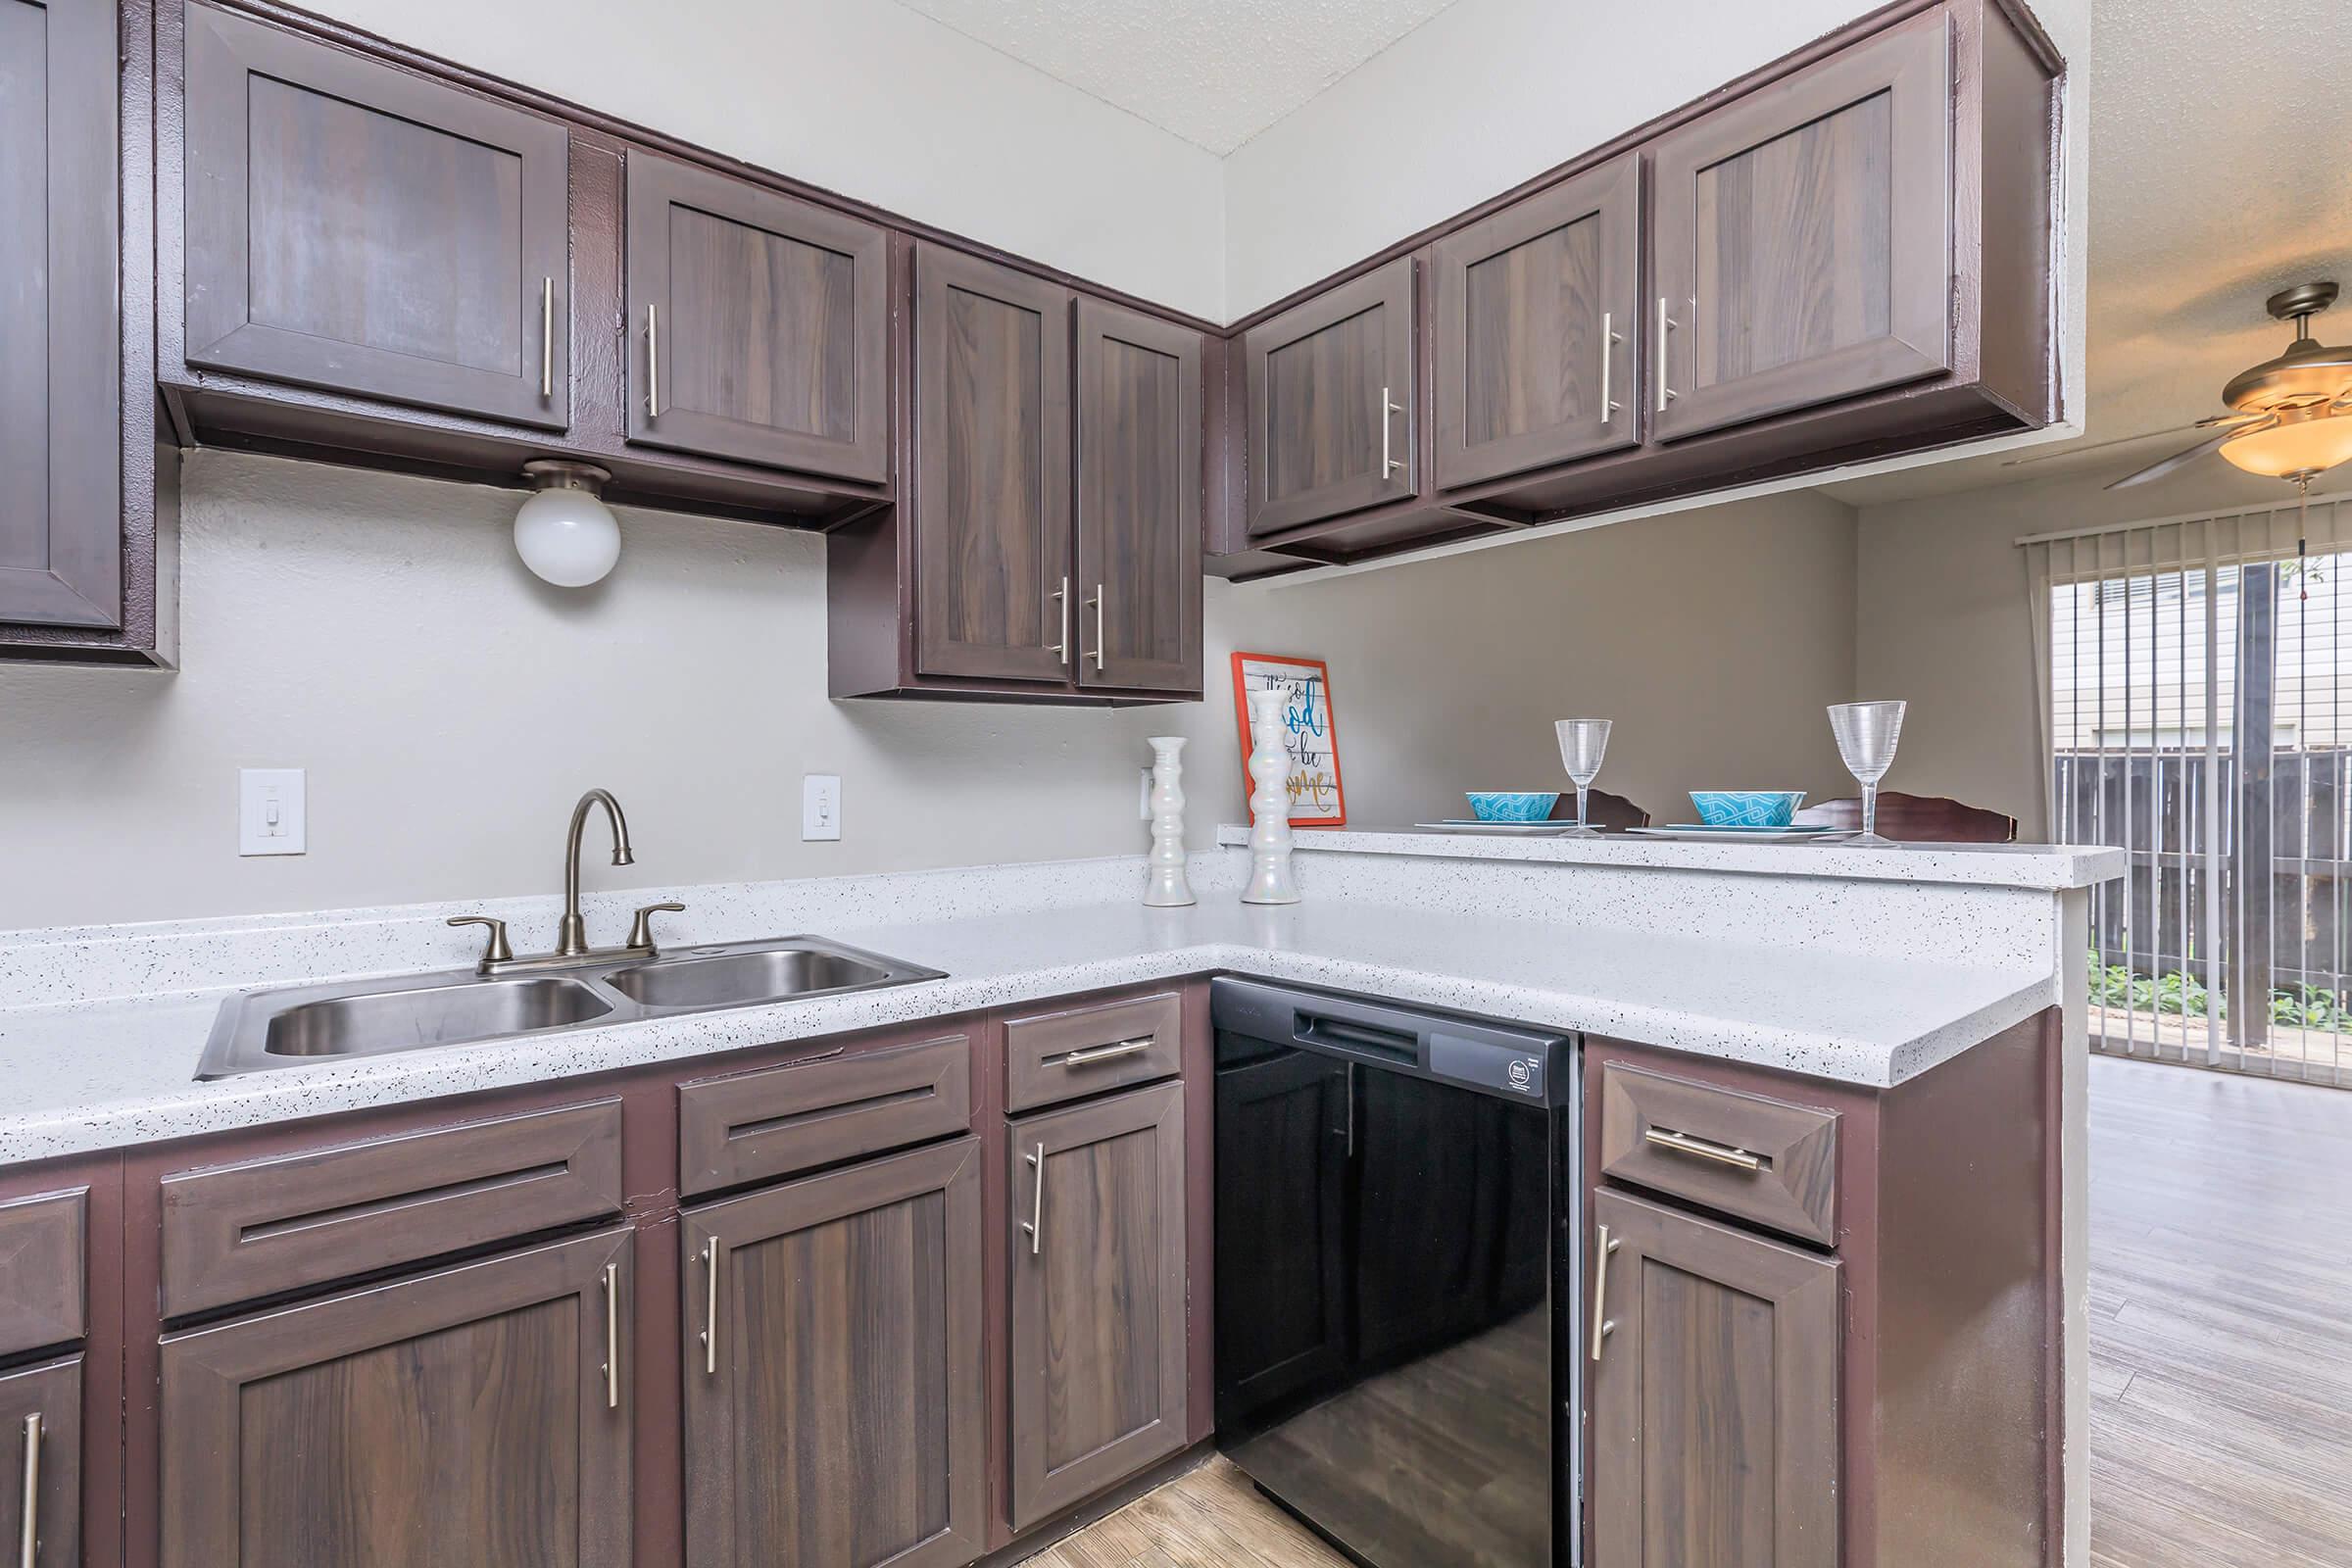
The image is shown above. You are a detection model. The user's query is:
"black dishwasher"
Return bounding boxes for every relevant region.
[1211,977,1579,1568]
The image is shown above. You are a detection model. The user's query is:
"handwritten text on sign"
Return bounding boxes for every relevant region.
[1235,654,1346,825]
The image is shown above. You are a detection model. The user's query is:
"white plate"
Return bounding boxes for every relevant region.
[1412,820,1582,836]
[1624,825,1855,844]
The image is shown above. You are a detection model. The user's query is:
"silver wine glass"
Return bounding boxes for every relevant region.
[1554,718,1613,835]
[1827,701,1906,845]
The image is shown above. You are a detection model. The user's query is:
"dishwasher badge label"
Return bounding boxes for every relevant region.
[1506,1057,1539,1094]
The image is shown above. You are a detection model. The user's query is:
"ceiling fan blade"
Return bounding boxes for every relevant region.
[2196,411,2271,428]
[2106,426,2252,490]
[2001,423,2210,468]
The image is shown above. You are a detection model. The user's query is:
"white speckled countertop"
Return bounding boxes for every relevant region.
[0,843,2112,1164]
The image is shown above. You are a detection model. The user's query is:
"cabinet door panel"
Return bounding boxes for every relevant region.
[1650,9,1951,441]
[913,244,1073,683]
[159,1228,632,1568]
[1589,1189,1838,1568]
[1008,1080,1188,1529]
[1076,299,1200,692]
[1246,257,1417,536]
[683,1138,984,1568]
[0,1357,79,1568]
[182,2,570,428]
[0,0,121,630]
[625,151,888,481]
[1435,153,1642,487]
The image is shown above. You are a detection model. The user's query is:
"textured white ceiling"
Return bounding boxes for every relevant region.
[895,0,1464,154]
[1835,0,2352,503]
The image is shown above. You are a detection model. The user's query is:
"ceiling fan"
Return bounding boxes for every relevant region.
[2108,281,2352,491]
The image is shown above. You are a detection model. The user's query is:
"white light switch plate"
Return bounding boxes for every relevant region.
[239,768,307,856]
[802,774,842,841]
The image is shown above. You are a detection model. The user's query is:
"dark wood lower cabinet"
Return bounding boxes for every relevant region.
[1007,1080,1189,1532]
[681,1138,986,1568]
[157,1227,634,1568]
[1588,1187,1838,1568]
[0,1356,79,1568]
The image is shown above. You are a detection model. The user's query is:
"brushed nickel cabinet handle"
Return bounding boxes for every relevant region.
[19,1410,39,1568]
[1600,310,1622,424]
[1590,1225,1620,1364]
[1062,1037,1152,1067]
[1021,1143,1045,1256]
[1380,385,1406,475]
[1644,1125,1764,1171]
[1047,577,1069,664]
[601,1261,620,1410]
[1655,297,1679,414]
[647,304,661,418]
[700,1237,719,1376]
[541,277,555,400]
[1092,585,1106,674]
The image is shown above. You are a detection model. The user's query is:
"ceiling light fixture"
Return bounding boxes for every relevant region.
[2218,402,2352,482]
[513,461,620,587]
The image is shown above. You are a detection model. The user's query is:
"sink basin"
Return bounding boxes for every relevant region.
[197,935,944,1079]
[263,976,612,1057]
[602,948,895,1011]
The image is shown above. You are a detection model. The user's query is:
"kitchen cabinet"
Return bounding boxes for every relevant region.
[624,150,889,481]
[1433,153,1642,487]
[1244,257,1418,537]
[1006,1080,1189,1530]
[1587,1189,1839,1568]
[0,1357,79,1568]
[682,1138,985,1568]
[1076,299,1202,692]
[1648,8,1952,442]
[158,1227,634,1568]
[180,2,572,428]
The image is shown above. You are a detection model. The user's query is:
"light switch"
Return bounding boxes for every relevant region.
[239,768,307,856]
[802,774,842,842]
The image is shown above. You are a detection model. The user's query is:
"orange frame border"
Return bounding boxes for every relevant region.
[1231,652,1348,828]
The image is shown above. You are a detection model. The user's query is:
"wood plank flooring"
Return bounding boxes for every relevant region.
[1032,1053,2352,1566]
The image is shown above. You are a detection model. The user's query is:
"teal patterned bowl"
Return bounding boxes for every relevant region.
[1466,791,1560,822]
[1690,790,1807,828]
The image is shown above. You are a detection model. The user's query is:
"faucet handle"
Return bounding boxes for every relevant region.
[447,915,514,970]
[627,902,687,953]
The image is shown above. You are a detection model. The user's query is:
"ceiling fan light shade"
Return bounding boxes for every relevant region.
[2220,408,2352,481]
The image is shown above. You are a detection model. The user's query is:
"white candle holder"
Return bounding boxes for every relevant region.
[1242,688,1301,906]
[1143,737,1194,906]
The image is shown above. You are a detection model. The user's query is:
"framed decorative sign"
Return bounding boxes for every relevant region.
[1231,652,1348,827]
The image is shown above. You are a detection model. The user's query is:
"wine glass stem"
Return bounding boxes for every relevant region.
[1576,783,1590,831]
[1862,779,1878,840]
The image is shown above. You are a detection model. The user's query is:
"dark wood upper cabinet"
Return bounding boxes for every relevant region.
[1245,256,1418,537]
[158,1227,633,1568]
[911,243,1074,684]
[1006,1080,1189,1531]
[1649,8,1952,443]
[0,0,122,634]
[1433,152,1642,488]
[1076,299,1202,692]
[624,150,889,482]
[681,1139,985,1568]
[1588,1188,1839,1568]
[0,1357,79,1568]
[180,2,571,429]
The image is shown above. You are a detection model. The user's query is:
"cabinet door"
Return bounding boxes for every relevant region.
[1007,1080,1187,1530]
[1075,299,1201,693]
[1245,256,1417,537]
[1433,153,1642,488]
[181,2,570,428]
[625,151,889,481]
[1648,9,1951,441]
[912,244,1073,683]
[0,0,120,631]
[1589,1189,1838,1568]
[1212,1050,1348,1425]
[681,1139,985,1568]
[159,1228,632,1568]
[0,1357,78,1568]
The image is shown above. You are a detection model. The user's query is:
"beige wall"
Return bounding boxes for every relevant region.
[1179,492,1863,832]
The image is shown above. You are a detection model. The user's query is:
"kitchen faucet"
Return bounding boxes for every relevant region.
[446,788,685,973]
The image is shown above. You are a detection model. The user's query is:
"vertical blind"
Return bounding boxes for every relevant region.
[2024,498,2352,1085]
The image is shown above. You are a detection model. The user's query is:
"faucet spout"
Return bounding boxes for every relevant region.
[559,789,632,956]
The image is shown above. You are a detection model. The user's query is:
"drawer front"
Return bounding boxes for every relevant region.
[1004,991,1183,1112]
[679,1033,973,1198]
[1598,1065,1838,1246]
[0,1190,86,1357]
[162,1100,623,1318]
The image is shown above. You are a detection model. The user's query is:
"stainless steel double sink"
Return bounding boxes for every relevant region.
[197,936,945,1080]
